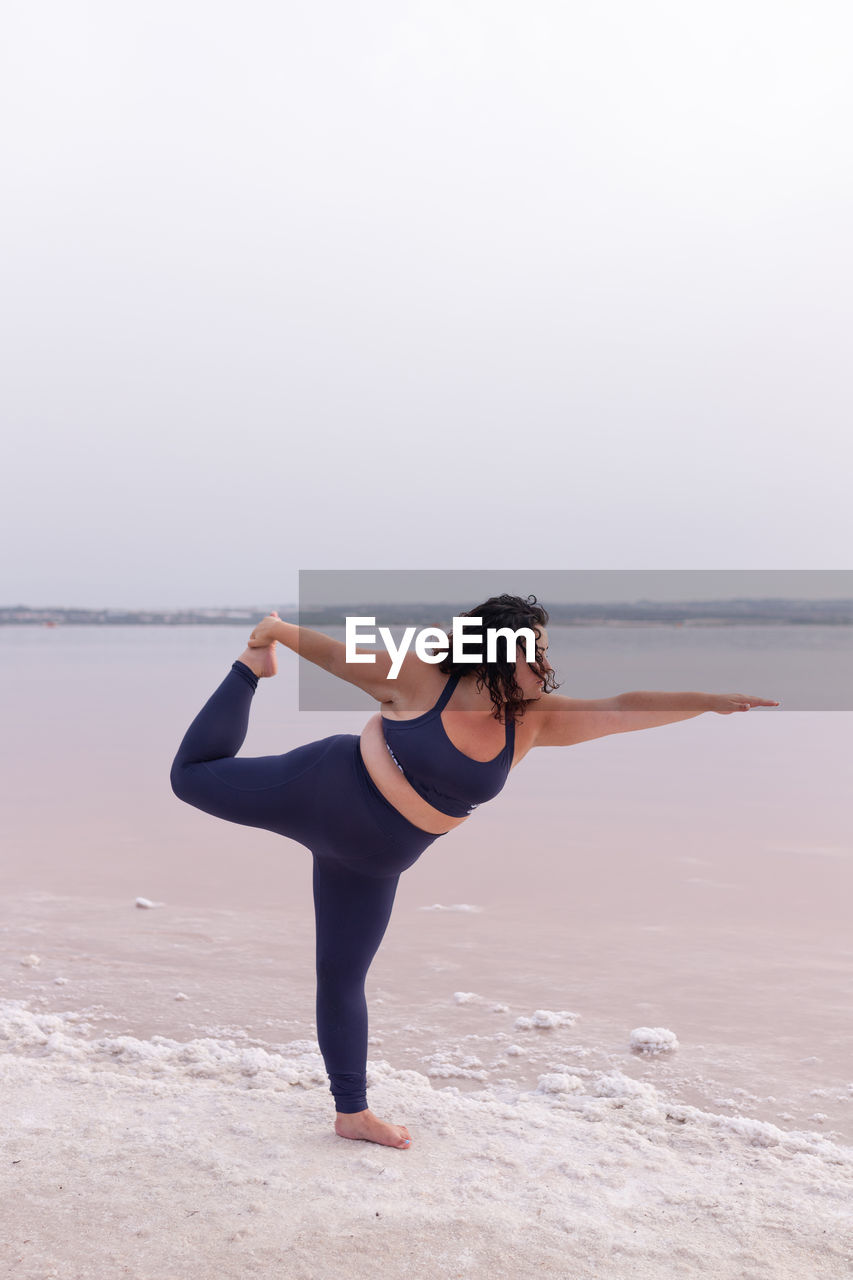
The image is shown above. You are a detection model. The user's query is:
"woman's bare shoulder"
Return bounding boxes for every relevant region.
[381,653,449,716]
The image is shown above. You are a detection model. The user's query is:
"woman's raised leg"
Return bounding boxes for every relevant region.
[169,630,302,832]
[170,619,277,784]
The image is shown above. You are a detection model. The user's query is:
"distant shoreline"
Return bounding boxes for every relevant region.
[3,601,852,627]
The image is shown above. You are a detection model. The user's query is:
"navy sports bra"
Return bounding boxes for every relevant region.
[381,674,515,817]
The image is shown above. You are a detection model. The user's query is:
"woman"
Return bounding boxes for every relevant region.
[170,593,779,1151]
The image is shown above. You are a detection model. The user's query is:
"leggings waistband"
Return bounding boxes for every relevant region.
[351,739,445,844]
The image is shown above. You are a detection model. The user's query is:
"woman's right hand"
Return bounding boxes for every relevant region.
[247,612,282,648]
[711,693,781,714]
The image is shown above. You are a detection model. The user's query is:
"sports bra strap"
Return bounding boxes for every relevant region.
[432,673,460,713]
[435,675,515,755]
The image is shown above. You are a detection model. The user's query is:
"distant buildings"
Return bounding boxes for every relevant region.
[2,600,851,627]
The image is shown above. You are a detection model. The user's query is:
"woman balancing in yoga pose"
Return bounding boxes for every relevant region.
[170,594,779,1151]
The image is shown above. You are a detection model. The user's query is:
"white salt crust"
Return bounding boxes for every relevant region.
[2,998,853,1280]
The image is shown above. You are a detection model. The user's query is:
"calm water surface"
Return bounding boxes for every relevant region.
[1,625,851,1139]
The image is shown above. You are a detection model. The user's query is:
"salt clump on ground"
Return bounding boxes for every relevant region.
[419,903,483,912]
[629,1026,679,1054]
[421,1050,489,1081]
[536,1073,587,1095]
[514,1009,579,1030]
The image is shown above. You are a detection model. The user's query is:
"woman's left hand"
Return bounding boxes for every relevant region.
[711,694,781,714]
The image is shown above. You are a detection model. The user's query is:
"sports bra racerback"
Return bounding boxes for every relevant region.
[381,673,515,818]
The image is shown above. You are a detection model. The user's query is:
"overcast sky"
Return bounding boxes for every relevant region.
[2,1,851,609]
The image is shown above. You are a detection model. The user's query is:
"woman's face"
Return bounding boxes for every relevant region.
[514,626,552,699]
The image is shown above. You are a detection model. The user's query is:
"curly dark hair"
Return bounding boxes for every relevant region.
[436,593,560,723]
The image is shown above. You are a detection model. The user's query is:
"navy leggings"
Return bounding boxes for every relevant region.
[170,661,441,1114]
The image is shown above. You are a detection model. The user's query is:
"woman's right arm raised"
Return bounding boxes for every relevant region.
[247,615,419,703]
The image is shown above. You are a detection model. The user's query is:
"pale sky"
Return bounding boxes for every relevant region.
[2,1,851,609]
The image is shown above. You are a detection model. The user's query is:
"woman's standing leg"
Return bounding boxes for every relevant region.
[312,856,412,1149]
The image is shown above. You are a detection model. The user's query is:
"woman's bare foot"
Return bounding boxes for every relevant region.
[334,1109,412,1149]
[238,613,280,678]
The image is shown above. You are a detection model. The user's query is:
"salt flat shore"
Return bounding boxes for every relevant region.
[3,995,852,1280]
[2,891,852,1280]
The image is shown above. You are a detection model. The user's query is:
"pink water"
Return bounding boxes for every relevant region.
[2,626,852,1141]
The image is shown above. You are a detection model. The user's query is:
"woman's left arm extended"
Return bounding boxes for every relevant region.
[535,691,781,747]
